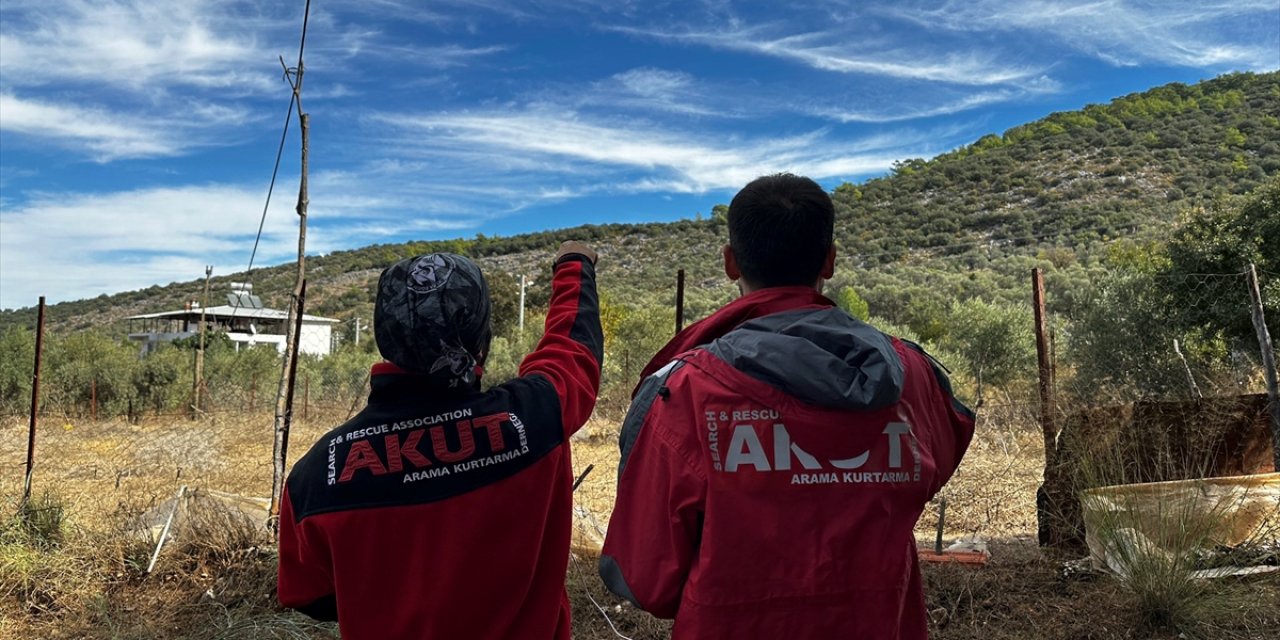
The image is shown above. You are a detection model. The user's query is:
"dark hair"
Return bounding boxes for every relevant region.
[727,173,834,288]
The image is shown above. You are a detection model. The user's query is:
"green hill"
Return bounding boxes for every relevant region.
[2,71,1277,346]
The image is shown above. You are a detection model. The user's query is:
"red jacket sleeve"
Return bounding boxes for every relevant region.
[899,343,976,498]
[277,487,337,621]
[518,254,603,435]
[599,384,705,618]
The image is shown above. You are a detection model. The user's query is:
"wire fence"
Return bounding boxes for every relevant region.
[1,267,1275,579]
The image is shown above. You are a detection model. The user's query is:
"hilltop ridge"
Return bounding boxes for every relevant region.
[2,70,1276,340]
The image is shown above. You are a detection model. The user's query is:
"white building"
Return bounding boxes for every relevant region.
[126,285,339,357]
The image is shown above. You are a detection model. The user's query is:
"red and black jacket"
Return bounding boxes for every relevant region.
[601,304,974,640]
[278,254,602,640]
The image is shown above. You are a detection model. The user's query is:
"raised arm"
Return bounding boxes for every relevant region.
[518,241,604,434]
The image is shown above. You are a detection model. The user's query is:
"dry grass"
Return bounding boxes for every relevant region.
[2,407,1277,639]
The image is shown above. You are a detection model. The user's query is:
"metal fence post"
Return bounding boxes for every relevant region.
[21,296,47,508]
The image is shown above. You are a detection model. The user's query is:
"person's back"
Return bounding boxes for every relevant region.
[279,245,602,640]
[600,175,974,639]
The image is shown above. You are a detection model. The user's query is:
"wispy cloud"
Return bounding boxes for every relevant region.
[0,184,291,307]
[0,0,282,93]
[0,179,479,306]
[557,68,730,117]
[355,43,510,68]
[373,108,945,195]
[807,76,1064,123]
[1,94,174,160]
[0,93,259,161]
[607,24,1045,86]
[875,0,1280,70]
[0,1,296,162]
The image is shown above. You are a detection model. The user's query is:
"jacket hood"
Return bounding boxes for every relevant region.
[704,307,903,410]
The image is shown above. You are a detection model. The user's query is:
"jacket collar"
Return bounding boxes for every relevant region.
[368,361,481,404]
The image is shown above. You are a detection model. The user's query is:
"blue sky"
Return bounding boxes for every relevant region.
[1,0,1277,309]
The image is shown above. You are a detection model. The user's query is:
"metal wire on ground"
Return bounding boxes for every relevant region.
[584,591,635,640]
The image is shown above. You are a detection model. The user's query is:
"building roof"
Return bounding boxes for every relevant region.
[126,305,339,324]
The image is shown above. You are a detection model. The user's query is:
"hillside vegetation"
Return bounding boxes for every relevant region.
[1,71,1277,416]
[4,72,1276,330]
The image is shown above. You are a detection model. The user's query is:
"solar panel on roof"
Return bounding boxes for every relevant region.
[226,291,263,308]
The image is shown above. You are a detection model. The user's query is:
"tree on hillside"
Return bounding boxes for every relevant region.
[941,299,1035,406]
[1165,176,1279,345]
[836,287,870,321]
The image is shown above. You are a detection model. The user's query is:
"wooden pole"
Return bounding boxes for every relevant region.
[1246,264,1280,471]
[193,265,212,416]
[1032,269,1056,467]
[1032,268,1061,546]
[22,296,46,508]
[271,53,309,528]
[278,280,306,492]
[675,269,686,335]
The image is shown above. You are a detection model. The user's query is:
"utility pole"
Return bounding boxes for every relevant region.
[193,265,212,416]
[519,274,527,334]
[352,317,363,347]
[271,3,312,530]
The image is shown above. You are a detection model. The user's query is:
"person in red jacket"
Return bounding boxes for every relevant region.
[279,242,603,640]
[600,174,975,639]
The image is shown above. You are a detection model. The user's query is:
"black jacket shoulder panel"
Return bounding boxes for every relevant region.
[287,374,564,522]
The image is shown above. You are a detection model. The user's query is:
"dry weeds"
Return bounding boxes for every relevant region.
[2,406,1277,639]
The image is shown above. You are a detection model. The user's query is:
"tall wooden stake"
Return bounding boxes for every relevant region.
[22,296,46,508]
[271,53,309,529]
[193,265,212,416]
[675,269,686,335]
[1032,269,1056,469]
[279,280,307,492]
[1246,264,1280,471]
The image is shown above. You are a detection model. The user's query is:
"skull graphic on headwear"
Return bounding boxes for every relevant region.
[430,340,477,387]
[408,254,453,293]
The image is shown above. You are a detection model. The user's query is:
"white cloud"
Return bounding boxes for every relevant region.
[540,67,729,118]
[348,43,510,68]
[808,77,1064,123]
[0,0,281,93]
[0,1,297,161]
[373,108,943,195]
[0,181,478,307]
[0,93,254,161]
[875,0,1280,70]
[0,184,290,307]
[607,24,1045,86]
[613,68,695,96]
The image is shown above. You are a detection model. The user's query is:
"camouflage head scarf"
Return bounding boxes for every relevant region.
[374,253,492,389]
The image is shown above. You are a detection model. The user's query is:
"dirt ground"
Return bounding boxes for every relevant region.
[2,408,1277,639]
